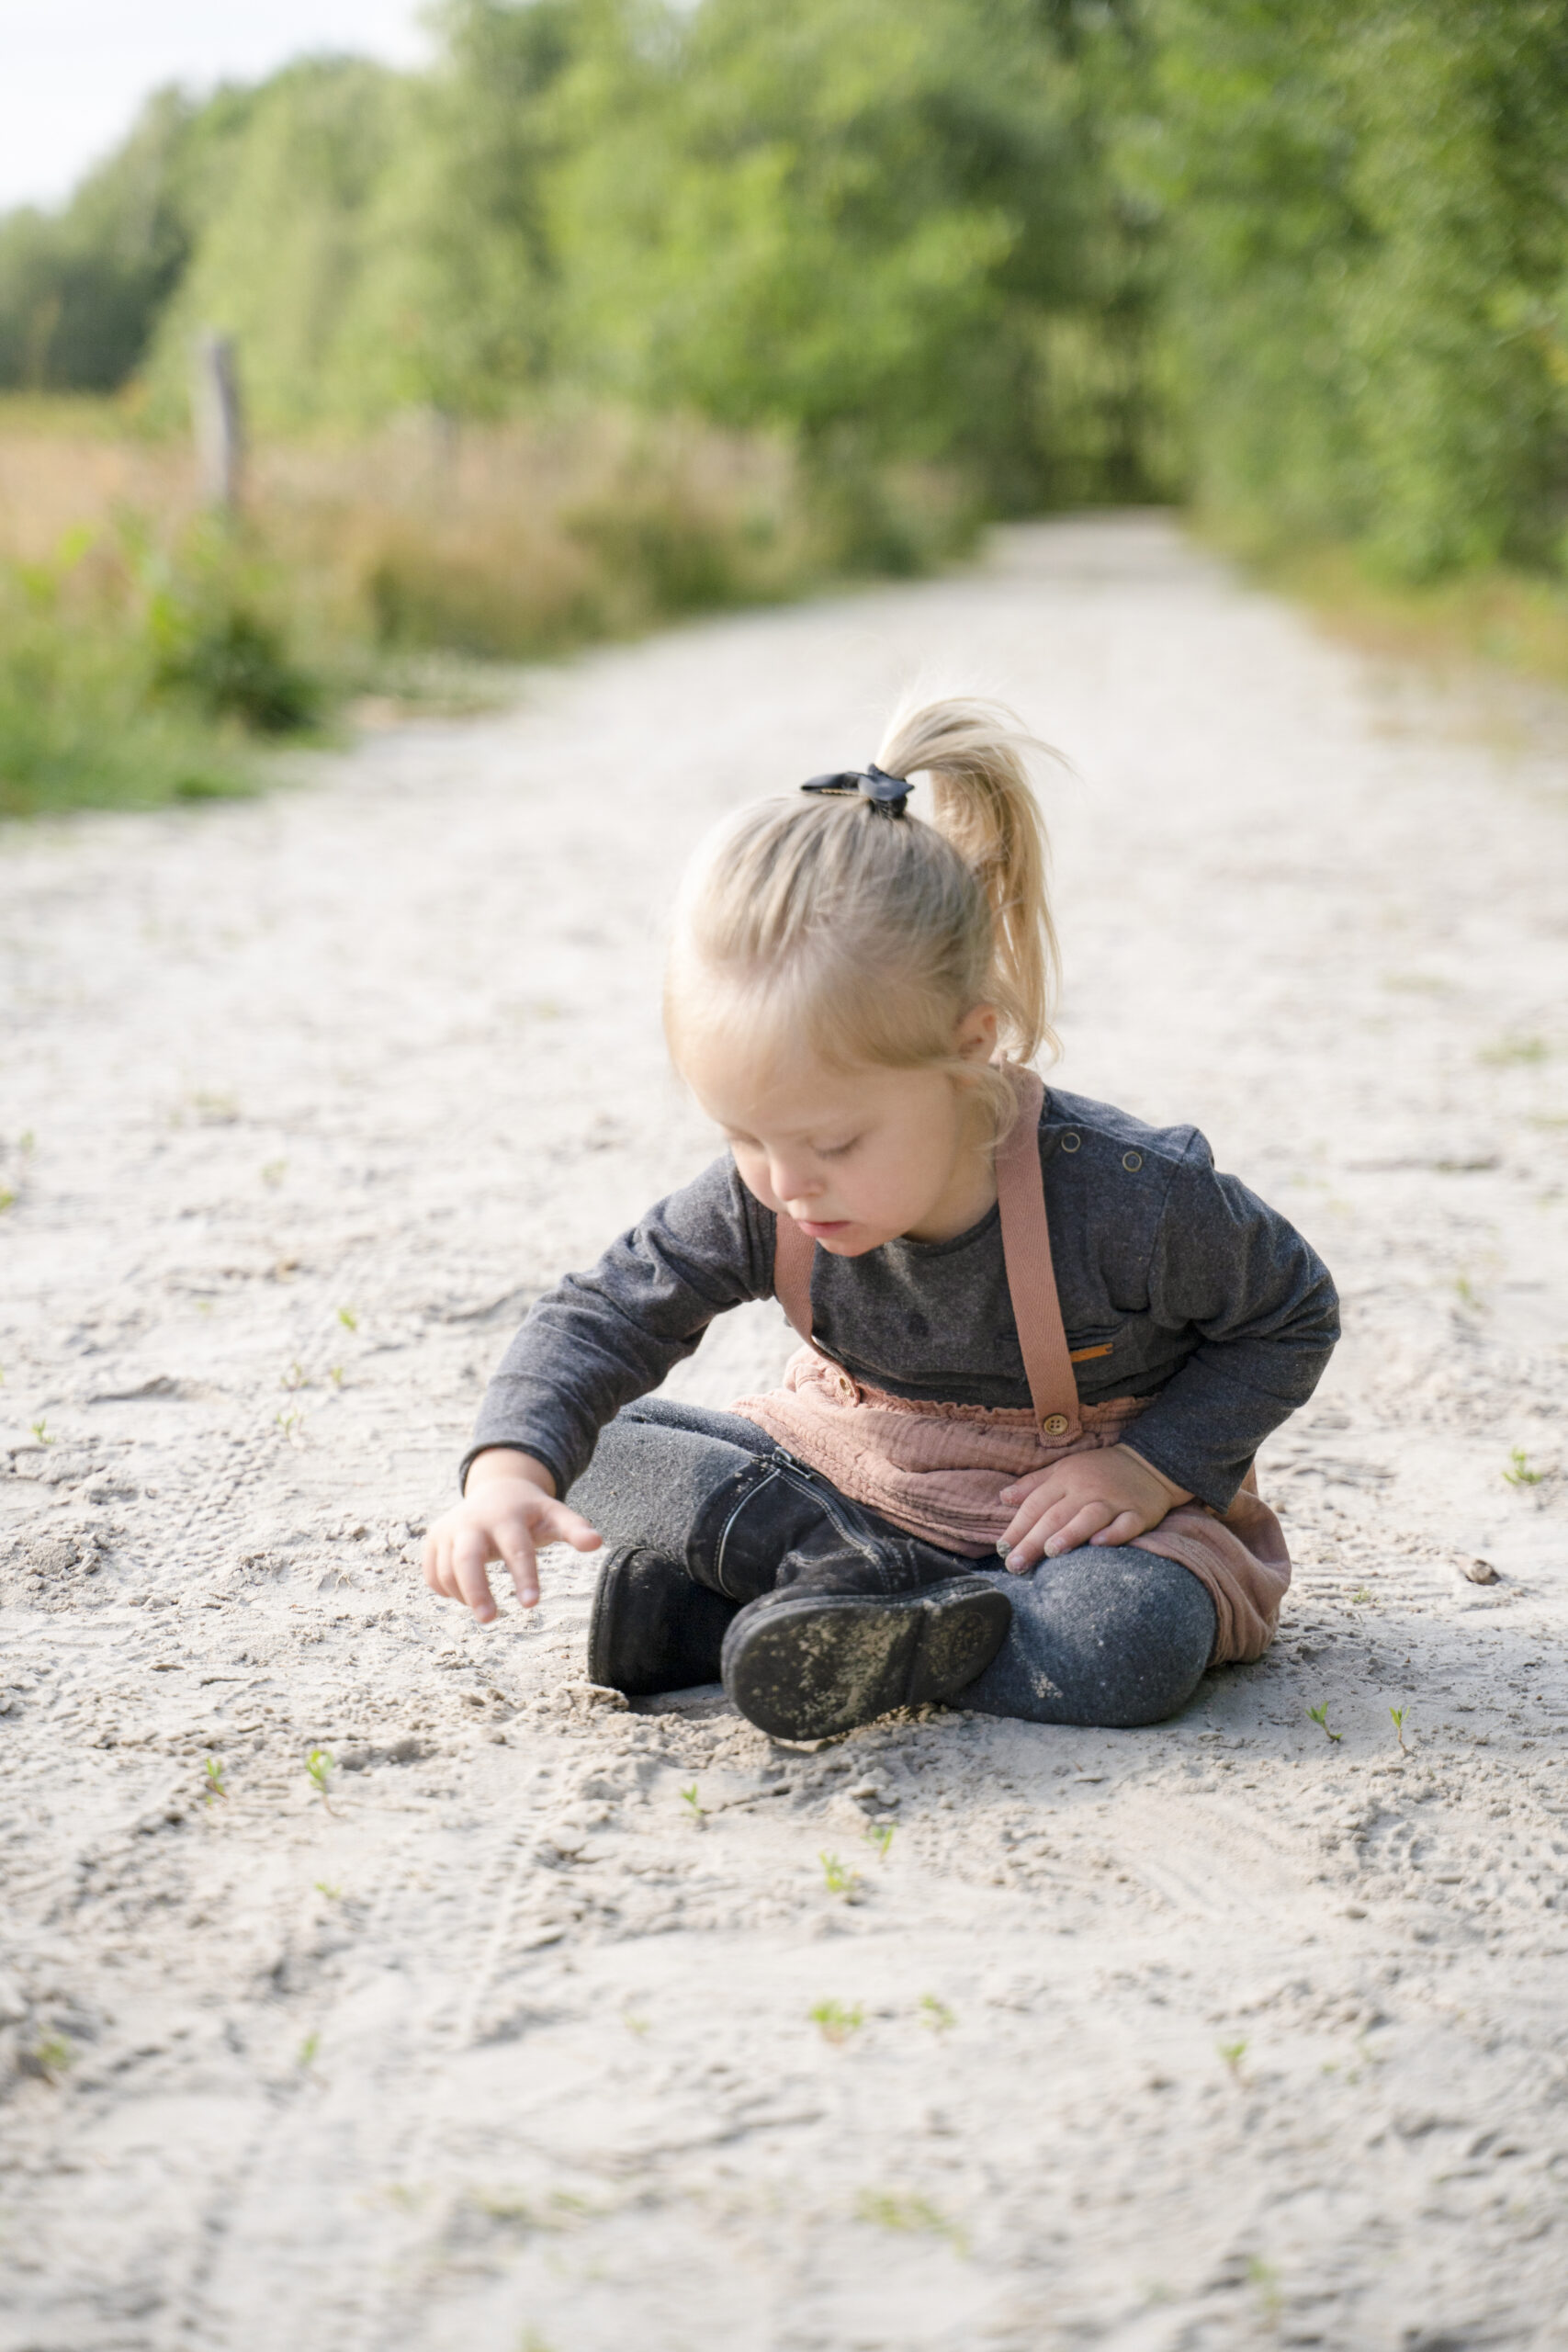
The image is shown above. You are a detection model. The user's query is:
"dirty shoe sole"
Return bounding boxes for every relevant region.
[721,1581,1011,1742]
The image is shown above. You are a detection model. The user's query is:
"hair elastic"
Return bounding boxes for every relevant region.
[799,763,912,817]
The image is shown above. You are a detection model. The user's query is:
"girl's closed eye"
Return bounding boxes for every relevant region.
[817,1135,862,1159]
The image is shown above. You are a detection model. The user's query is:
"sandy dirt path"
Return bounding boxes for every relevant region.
[2,515,1567,2352]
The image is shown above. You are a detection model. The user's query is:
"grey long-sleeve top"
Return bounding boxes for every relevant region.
[464,1085,1339,1514]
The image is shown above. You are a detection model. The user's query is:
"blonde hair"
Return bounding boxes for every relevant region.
[665,695,1062,1122]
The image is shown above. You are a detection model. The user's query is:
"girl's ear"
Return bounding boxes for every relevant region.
[953,1002,999,1063]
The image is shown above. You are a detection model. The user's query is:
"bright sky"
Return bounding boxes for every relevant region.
[0,0,434,212]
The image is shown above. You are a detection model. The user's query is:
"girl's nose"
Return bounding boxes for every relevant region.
[770,1159,820,1211]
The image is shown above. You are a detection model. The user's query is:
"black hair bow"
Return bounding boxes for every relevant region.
[799,762,912,817]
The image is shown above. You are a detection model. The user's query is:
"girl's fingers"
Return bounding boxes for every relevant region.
[423,1497,603,1622]
[1043,1501,1117,1558]
[495,1521,541,1611]
[1003,1499,1074,1569]
[1089,1510,1145,1548]
[998,1469,1055,1508]
[1001,1490,1065,1548]
[543,1503,602,1553]
[450,1524,499,1624]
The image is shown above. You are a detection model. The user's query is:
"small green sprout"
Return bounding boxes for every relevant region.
[1389,1705,1410,1756]
[863,1822,896,1860]
[328,1364,345,1388]
[0,1188,15,1214]
[32,2034,73,2081]
[679,1781,707,1822]
[1453,1272,1482,1309]
[1307,1702,1342,1744]
[1503,1447,1544,1487]
[306,1747,335,1808]
[17,1131,33,1155]
[854,2189,965,2252]
[261,1159,288,1189]
[1480,1034,1549,1067]
[809,1998,864,2045]
[298,2031,320,2069]
[621,2010,650,2037]
[281,1362,310,1391]
[1247,2256,1282,2322]
[337,1306,358,1330]
[314,1881,341,1900]
[29,1418,52,1446]
[276,1406,303,1441]
[1349,1587,1374,1604]
[819,1850,863,1898]
[196,1298,214,1317]
[919,1994,956,2035]
[203,1756,228,1804]
[1217,2038,1248,2082]
[190,1088,239,1122]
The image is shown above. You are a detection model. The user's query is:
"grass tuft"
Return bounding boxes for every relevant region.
[818,1850,863,1899]
[855,2189,967,2253]
[306,1747,335,1809]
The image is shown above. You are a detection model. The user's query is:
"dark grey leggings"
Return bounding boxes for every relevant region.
[570,1396,1217,1728]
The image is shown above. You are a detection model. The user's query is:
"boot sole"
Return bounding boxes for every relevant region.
[721,1579,1010,1742]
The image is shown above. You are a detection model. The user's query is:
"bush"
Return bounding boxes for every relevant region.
[0,523,322,820]
[148,583,321,731]
[0,591,254,818]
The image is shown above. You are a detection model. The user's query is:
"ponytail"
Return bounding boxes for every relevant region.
[875,696,1059,1067]
[665,695,1063,1110]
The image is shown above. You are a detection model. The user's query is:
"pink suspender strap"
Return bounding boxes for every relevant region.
[770,1061,1079,1439]
[773,1206,817,1342]
[993,1064,1081,1439]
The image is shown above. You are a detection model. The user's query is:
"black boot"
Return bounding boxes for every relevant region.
[580,1446,818,1698]
[586,1547,738,1698]
[705,1459,1011,1741]
[721,1577,1011,1741]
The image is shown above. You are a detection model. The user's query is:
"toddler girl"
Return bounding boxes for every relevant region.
[423,699,1338,1743]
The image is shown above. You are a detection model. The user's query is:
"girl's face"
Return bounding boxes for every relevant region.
[684,1011,998,1253]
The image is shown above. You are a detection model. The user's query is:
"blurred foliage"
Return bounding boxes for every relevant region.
[3,1,1168,511]
[0,531,263,818]
[0,407,974,813]
[1150,0,1568,579]
[537,0,1159,509]
[3,0,1568,601]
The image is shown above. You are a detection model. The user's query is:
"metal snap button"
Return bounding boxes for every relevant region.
[1060,1133,1080,1153]
[1043,1412,1070,1436]
[1122,1150,1143,1172]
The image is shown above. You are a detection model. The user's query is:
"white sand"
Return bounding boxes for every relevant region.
[2,515,1566,2350]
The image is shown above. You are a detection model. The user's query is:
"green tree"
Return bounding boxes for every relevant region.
[1150,0,1568,575]
[545,0,1150,507]
[0,87,212,390]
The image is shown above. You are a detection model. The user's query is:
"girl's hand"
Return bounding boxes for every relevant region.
[996,1444,1191,1572]
[422,1450,600,1625]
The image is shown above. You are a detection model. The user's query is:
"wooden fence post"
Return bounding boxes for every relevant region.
[192,331,244,515]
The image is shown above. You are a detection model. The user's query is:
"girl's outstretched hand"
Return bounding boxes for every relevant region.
[422,1449,600,1625]
[997,1443,1190,1572]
